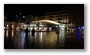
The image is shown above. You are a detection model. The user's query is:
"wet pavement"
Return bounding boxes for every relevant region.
[4,30,84,49]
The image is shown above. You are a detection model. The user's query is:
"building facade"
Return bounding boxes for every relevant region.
[4,11,78,31]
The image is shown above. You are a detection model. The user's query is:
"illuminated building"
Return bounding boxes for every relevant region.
[4,10,83,31]
[24,11,75,31]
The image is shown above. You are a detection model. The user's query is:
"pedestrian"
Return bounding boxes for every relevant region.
[20,28,22,31]
[24,27,29,48]
[25,27,29,39]
[31,28,35,36]
[55,28,60,34]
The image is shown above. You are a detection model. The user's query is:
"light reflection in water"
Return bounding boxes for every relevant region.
[4,29,84,49]
[12,30,14,37]
[39,32,43,47]
[6,30,8,37]
[14,31,21,48]
[58,30,65,47]
[34,32,37,44]
[20,31,26,48]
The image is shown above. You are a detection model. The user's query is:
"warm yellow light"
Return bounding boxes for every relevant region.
[6,30,8,37]
[12,30,14,37]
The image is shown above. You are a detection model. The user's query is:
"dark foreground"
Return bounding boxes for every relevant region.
[4,30,84,49]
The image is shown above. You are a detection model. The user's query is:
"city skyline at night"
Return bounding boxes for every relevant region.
[4,4,84,49]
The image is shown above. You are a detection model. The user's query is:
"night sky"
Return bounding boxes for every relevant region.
[4,4,84,21]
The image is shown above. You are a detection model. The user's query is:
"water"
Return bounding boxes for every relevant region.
[4,30,84,49]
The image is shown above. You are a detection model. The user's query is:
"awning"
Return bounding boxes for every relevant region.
[38,20,60,25]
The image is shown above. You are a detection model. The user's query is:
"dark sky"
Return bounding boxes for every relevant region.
[4,4,84,20]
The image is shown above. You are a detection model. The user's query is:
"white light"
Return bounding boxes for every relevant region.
[72,29,73,31]
[12,25,14,30]
[30,27,33,30]
[61,28,65,30]
[28,28,30,30]
[6,30,8,37]
[24,24,27,26]
[16,26,20,31]
[24,27,26,29]
[44,27,47,31]
[39,20,60,25]
[23,16,25,18]
[49,27,52,31]
[67,27,69,29]
[30,24,36,26]
[39,27,42,30]
[59,26,65,27]
[40,32,43,42]
[12,25,14,27]
[82,27,84,29]
[7,25,8,27]
[34,27,36,31]
[4,27,5,29]
[39,25,44,26]
[56,26,58,27]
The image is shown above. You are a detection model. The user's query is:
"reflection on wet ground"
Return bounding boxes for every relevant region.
[4,30,84,49]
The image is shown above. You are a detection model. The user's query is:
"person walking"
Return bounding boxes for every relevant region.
[31,28,35,36]
[25,27,29,38]
[24,27,29,48]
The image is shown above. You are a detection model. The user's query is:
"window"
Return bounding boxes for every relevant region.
[58,18,62,20]
[49,16,53,18]
[62,15,67,17]
[49,19,53,20]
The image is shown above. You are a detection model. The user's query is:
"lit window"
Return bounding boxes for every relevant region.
[7,25,8,27]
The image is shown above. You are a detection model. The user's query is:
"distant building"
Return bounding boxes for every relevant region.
[25,11,75,30]
[4,10,83,31]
